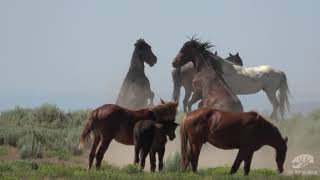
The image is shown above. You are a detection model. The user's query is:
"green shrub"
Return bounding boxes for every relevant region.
[17,134,43,159]
[34,103,65,124]
[0,127,25,147]
[65,128,83,155]
[0,146,8,156]
[164,151,181,172]
[45,148,71,160]
[122,164,140,174]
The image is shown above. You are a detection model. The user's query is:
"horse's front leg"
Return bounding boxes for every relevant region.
[187,92,202,112]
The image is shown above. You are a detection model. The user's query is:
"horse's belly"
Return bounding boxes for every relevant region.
[208,132,241,149]
[223,76,263,94]
[114,134,134,145]
[114,126,134,145]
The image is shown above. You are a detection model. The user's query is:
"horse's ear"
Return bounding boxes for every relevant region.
[229,53,232,56]
[215,51,217,55]
[160,98,165,104]
[284,136,288,143]
[236,52,239,56]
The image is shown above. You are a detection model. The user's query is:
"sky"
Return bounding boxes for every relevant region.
[0,0,319,111]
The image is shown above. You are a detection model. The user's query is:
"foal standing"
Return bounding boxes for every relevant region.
[133,120,178,172]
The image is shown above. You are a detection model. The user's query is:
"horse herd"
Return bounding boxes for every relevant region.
[79,38,289,175]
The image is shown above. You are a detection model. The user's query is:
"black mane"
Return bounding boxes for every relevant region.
[135,39,150,48]
[186,38,223,73]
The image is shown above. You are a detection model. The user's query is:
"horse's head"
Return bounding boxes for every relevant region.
[155,121,179,141]
[226,52,243,66]
[276,136,288,174]
[172,38,214,69]
[134,39,157,67]
[150,99,178,122]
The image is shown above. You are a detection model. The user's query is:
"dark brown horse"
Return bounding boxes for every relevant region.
[172,52,243,112]
[180,108,288,175]
[116,39,157,110]
[79,100,178,170]
[133,120,178,172]
[172,39,243,112]
[225,52,243,66]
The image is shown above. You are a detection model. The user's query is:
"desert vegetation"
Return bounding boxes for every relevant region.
[0,104,320,179]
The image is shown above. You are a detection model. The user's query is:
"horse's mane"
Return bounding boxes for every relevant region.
[187,38,223,73]
[135,39,149,48]
[149,102,178,122]
[258,113,282,138]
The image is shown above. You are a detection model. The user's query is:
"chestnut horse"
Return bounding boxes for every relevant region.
[79,100,178,170]
[180,108,288,175]
[172,38,243,112]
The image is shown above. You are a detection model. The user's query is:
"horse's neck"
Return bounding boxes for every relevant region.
[132,109,154,122]
[193,55,212,73]
[129,50,145,73]
[262,124,284,150]
[219,58,236,73]
[153,128,166,145]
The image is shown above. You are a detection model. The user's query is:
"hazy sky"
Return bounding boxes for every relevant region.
[0,0,319,111]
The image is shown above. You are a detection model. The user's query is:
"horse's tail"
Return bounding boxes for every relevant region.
[180,115,190,171]
[172,68,182,102]
[278,71,291,119]
[78,110,97,149]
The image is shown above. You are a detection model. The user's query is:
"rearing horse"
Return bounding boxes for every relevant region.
[172,39,243,112]
[172,52,243,112]
[116,39,157,110]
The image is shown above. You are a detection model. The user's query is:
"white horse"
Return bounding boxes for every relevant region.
[217,58,290,120]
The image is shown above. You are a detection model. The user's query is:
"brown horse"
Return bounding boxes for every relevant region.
[225,52,243,66]
[116,39,157,110]
[79,99,178,170]
[180,108,288,175]
[172,52,243,112]
[172,38,243,112]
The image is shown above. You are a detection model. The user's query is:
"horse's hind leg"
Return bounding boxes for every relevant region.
[183,89,192,112]
[134,143,141,164]
[88,135,101,170]
[139,147,150,172]
[149,91,155,107]
[190,143,202,172]
[243,151,254,175]
[158,148,165,172]
[264,89,279,120]
[95,138,112,170]
[149,150,156,172]
[230,149,244,174]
